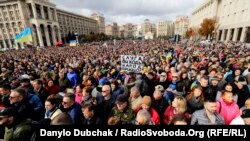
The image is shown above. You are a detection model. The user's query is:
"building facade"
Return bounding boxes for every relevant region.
[105,22,119,38]
[57,9,98,43]
[157,20,174,37]
[142,19,152,35]
[174,16,189,38]
[191,0,250,43]
[0,0,102,49]
[91,13,105,34]
[0,0,60,48]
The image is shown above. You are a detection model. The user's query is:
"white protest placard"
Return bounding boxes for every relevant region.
[121,55,143,73]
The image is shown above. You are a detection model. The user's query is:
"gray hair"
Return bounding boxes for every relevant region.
[130,86,140,95]
[136,109,151,124]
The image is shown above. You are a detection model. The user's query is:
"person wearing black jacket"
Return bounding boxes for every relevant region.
[81,103,102,125]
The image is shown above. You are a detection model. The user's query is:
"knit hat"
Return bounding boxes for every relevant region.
[142,96,151,107]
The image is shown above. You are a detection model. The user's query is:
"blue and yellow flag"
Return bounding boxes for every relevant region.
[69,40,77,46]
[15,27,32,43]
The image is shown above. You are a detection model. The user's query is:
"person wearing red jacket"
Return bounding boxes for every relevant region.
[135,96,160,125]
[163,96,190,125]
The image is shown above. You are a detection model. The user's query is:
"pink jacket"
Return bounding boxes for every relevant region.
[75,93,82,104]
[216,99,240,125]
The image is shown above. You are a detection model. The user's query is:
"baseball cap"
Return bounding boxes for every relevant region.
[241,109,250,118]
[0,108,16,118]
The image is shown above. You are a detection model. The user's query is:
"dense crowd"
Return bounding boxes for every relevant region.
[0,39,249,140]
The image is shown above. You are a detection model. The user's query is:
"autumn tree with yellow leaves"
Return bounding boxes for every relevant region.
[198,18,216,39]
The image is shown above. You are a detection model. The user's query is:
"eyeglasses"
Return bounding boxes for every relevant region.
[161,75,166,77]
[9,96,16,99]
[62,101,69,105]
[102,90,107,93]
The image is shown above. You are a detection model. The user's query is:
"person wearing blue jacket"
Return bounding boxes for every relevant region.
[62,93,82,124]
[67,67,78,88]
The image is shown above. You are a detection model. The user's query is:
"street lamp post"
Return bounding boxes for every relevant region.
[75,32,79,46]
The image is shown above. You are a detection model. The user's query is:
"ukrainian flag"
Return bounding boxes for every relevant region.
[15,27,33,43]
[69,40,77,46]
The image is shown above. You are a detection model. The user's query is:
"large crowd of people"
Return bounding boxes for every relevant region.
[0,39,249,140]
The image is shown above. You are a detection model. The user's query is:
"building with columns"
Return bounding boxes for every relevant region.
[57,9,98,44]
[0,0,102,49]
[190,0,250,43]
[0,0,60,48]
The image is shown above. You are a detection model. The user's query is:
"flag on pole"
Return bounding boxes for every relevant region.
[15,27,33,43]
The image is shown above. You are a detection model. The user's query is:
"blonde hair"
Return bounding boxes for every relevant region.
[174,96,187,114]
[245,98,250,108]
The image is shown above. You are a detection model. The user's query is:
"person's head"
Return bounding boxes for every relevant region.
[170,114,188,125]
[170,67,176,73]
[47,79,55,87]
[59,71,65,78]
[200,76,209,87]
[221,90,234,104]
[224,83,233,92]
[110,79,119,91]
[245,98,250,109]
[235,76,247,89]
[130,87,140,98]
[135,109,152,125]
[101,85,111,97]
[0,84,11,96]
[153,85,164,100]
[186,86,204,101]
[68,67,74,73]
[172,96,187,114]
[62,94,75,109]
[199,67,207,75]
[171,73,179,82]
[32,79,43,90]
[210,76,219,86]
[81,103,94,120]
[115,95,128,111]
[50,112,73,125]
[159,72,167,82]
[82,87,92,97]
[141,96,151,111]
[20,78,30,87]
[45,98,58,112]
[0,107,17,126]
[234,68,241,76]
[9,88,26,104]
[146,72,154,80]
[180,72,188,80]
[75,84,83,93]
[204,98,217,114]
[241,109,250,125]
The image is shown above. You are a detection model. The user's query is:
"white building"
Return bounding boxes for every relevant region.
[174,16,189,38]
[190,0,250,43]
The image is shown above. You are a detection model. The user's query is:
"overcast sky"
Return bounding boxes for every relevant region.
[51,0,203,25]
